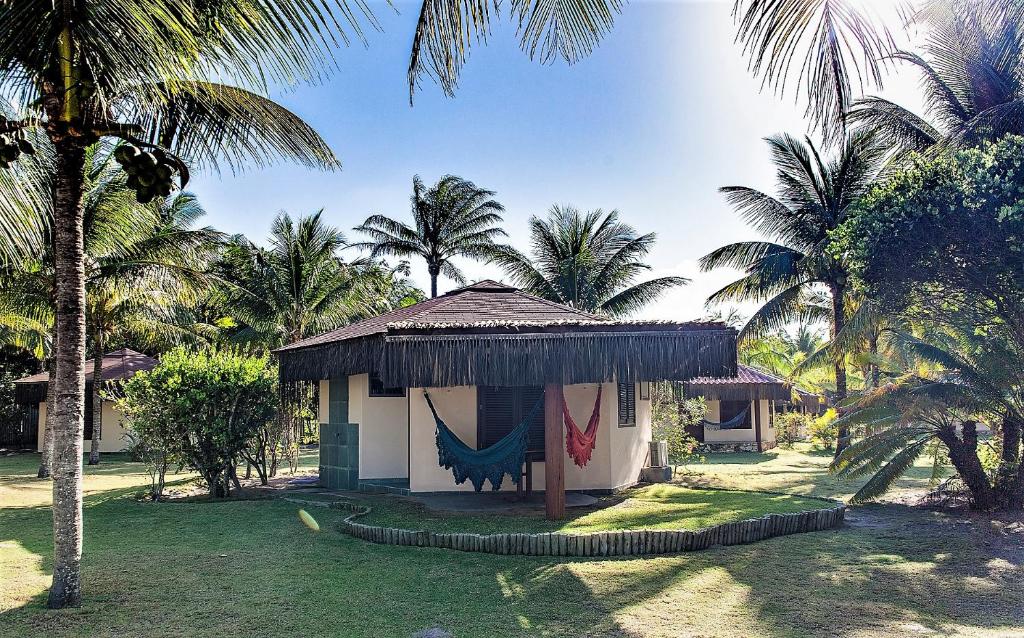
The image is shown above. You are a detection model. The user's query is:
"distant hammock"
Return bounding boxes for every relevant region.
[424,390,542,491]
[702,406,750,431]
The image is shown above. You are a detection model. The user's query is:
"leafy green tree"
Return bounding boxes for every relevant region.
[492,206,686,316]
[117,347,278,499]
[831,135,1024,509]
[354,175,507,298]
[700,131,886,454]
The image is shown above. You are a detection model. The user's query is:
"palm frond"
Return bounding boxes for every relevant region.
[849,440,928,503]
[408,0,622,99]
[732,0,896,140]
[130,82,339,174]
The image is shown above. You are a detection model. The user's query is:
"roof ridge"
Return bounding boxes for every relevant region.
[507,289,608,321]
[738,363,789,384]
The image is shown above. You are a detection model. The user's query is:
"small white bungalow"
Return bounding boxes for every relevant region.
[684,364,793,452]
[14,348,157,453]
[275,281,737,519]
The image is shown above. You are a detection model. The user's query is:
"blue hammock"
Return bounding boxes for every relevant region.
[702,406,750,431]
[424,391,543,491]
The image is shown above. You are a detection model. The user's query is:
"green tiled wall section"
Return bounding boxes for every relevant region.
[319,378,359,490]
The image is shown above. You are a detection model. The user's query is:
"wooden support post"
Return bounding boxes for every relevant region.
[544,383,565,520]
[753,399,763,452]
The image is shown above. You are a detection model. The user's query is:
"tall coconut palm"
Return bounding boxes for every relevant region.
[0,1,367,607]
[3,144,219,466]
[700,131,886,454]
[217,211,370,348]
[353,175,507,298]
[850,1,1024,154]
[492,206,687,317]
[84,192,218,465]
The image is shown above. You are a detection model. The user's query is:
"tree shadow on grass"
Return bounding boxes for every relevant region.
[496,504,1024,638]
[4,463,1022,638]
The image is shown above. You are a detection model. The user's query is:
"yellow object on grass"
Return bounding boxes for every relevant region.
[298,509,320,532]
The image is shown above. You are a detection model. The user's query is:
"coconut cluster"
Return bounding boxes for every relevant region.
[114,144,176,204]
[0,133,35,168]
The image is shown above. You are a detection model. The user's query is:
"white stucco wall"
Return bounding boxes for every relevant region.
[405,381,651,493]
[318,379,330,424]
[36,400,130,453]
[348,374,409,480]
[703,399,775,449]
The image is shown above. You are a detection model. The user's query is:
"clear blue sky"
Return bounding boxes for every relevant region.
[191,0,918,322]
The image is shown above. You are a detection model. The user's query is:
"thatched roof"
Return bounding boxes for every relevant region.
[684,364,792,401]
[13,349,157,405]
[276,280,737,387]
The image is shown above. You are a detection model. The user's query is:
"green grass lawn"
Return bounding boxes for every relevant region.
[2,447,1022,637]
[356,485,826,534]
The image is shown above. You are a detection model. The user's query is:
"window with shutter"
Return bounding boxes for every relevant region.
[617,383,636,427]
[719,400,752,429]
[369,374,405,397]
[477,386,545,459]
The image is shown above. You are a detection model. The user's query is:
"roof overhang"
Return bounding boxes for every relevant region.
[683,379,792,402]
[277,323,738,387]
[13,381,47,406]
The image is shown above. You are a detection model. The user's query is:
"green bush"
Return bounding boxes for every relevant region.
[118,347,278,498]
[774,412,811,449]
[651,383,706,473]
[808,408,838,449]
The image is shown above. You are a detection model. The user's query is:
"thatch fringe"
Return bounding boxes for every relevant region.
[278,329,737,386]
[684,381,792,402]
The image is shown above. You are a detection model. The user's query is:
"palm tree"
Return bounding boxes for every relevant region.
[492,206,687,317]
[850,1,1024,154]
[354,175,507,298]
[700,131,886,454]
[85,192,218,465]
[2,144,220,466]
[217,211,370,348]
[831,326,1023,510]
[0,1,365,607]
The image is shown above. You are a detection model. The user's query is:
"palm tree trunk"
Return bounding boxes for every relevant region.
[37,362,56,479]
[936,422,994,510]
[87,326,103,465]
[868,334,880,388]
[47,136,88,610]
[830,282,849,457]
[428,263,440,298]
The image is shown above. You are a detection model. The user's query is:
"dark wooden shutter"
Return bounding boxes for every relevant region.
[617,383,636,427]
[522,386,545,456]
[84,385,94,441]
[478,386,545,458]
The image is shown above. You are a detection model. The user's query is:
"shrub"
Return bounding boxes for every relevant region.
[651,383,706,473]
[122,429,177,500]
[774,412,811,449]
[808,409,838,449]
[118,347,278,498]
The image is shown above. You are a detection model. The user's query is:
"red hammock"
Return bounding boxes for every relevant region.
[563,386,603,467]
